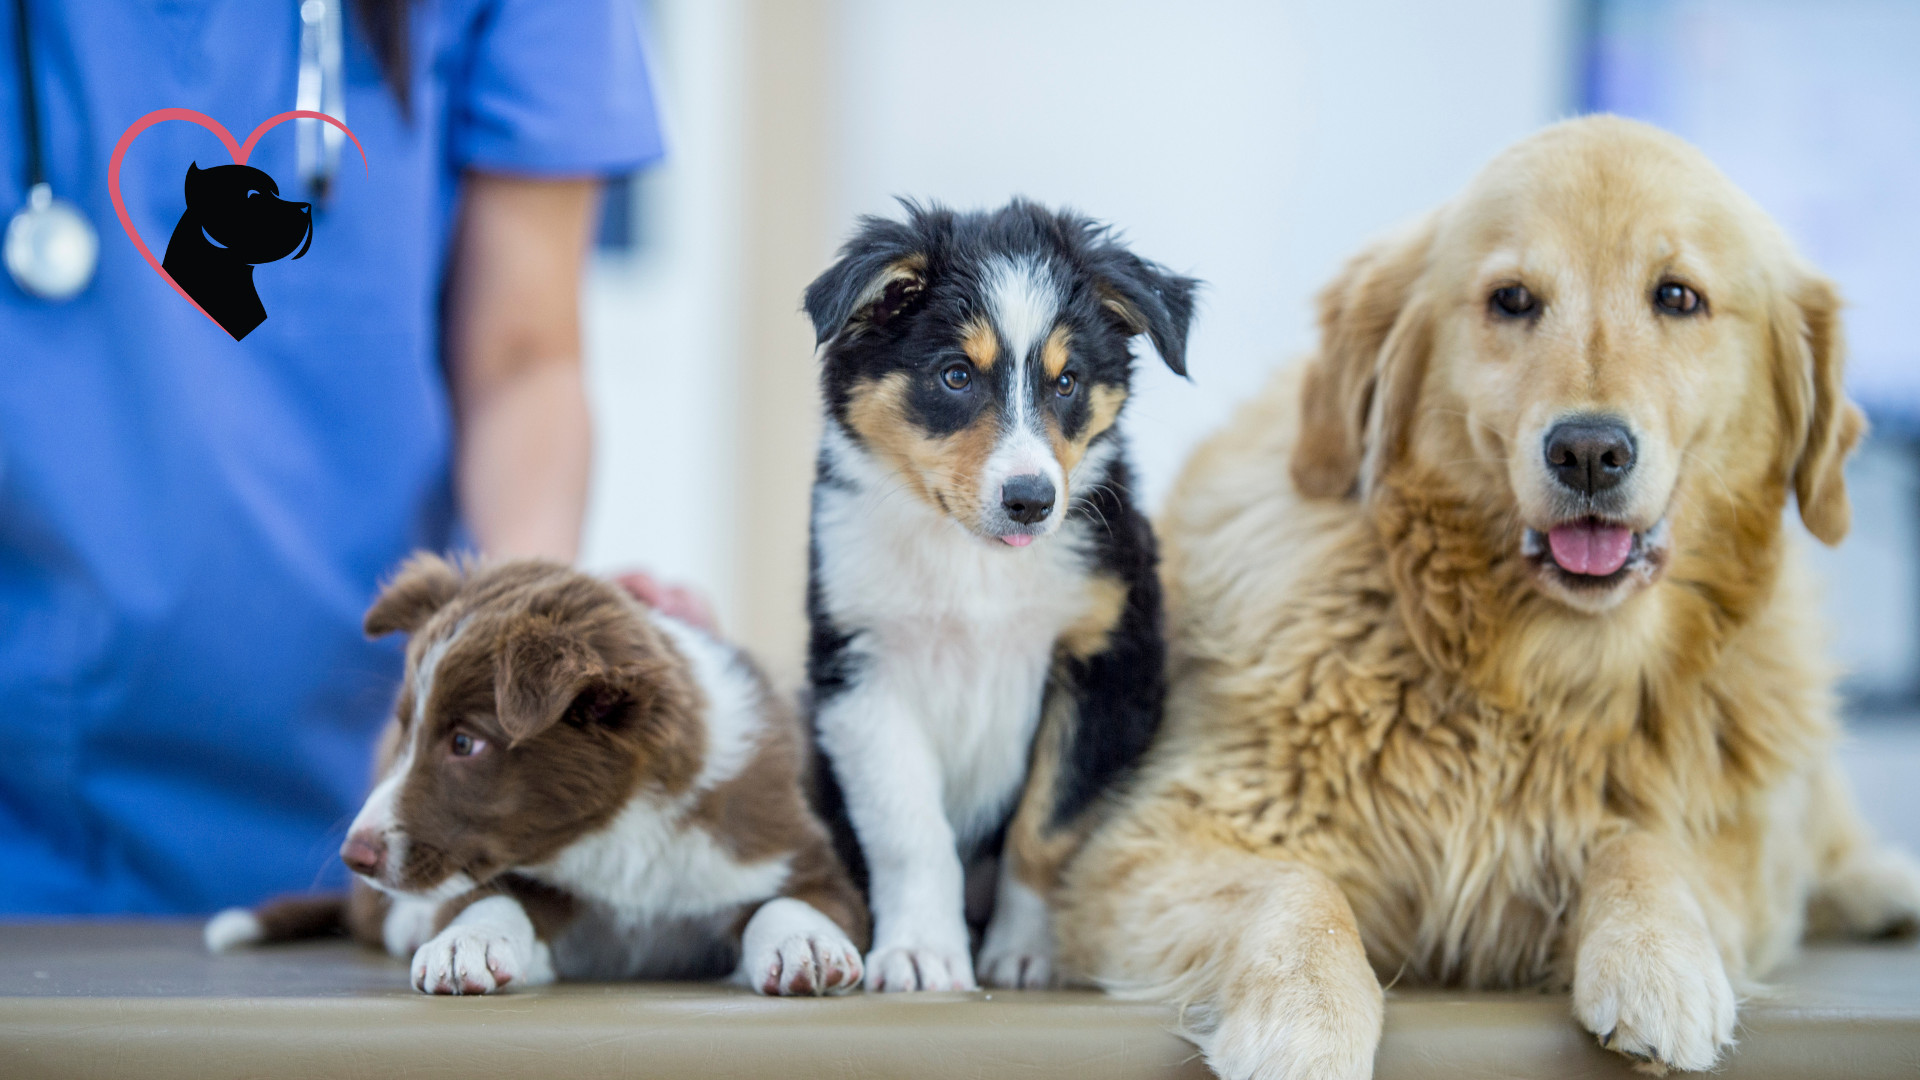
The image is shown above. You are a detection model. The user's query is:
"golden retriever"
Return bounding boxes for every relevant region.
[1055,116,1920,1078]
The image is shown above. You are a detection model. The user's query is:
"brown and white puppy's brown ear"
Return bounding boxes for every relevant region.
[493,618,613,746]
[492,613,702,785]
[364,553,463,638]
[803,206,932,347]
[1772,270,1867,545]
[1291,212,1441,500]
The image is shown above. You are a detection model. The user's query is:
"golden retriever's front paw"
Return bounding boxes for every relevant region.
[1200,949,1382,1080]
[1573,918,1736,1073]
[1818,847,1920,938]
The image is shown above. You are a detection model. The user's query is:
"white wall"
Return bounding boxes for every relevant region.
[834,0,1578,509]
[580,0,747,622]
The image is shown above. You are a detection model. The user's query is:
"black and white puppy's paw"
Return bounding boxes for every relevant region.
[864,941,977,993]
[856,869,976,991]
[978,877,1056,989]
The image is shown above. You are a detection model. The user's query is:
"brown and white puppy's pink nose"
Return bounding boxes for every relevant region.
[340,832,386,878]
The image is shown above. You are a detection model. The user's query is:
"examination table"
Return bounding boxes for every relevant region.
[2,921,1916,1078]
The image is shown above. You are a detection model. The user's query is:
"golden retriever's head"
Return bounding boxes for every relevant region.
[1294,116,1864,616]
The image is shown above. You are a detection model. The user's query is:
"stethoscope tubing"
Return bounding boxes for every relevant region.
[12,0,44,190]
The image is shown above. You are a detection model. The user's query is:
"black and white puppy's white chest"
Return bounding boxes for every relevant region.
[804,199,1195,992]
[814,423,1122,848]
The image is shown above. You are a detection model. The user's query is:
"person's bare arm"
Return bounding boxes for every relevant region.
[443,172,598,561]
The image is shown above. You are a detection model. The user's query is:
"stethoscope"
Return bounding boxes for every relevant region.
[4,0,348,302]
[4,0,96,301]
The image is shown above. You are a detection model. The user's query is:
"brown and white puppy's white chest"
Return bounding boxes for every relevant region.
[321,556,867,996]
[516,618,798,979]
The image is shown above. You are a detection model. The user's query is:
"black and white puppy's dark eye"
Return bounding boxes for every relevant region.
[941,363,972,391]
[1055,372,1077,397]
[1653,281,1703,316]
[450,731,487,758]
[1490,284,1538,318]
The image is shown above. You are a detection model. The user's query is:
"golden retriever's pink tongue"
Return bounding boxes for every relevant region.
[1548,522,1633,575]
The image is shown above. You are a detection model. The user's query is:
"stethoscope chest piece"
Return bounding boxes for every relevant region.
[5,181,98,301]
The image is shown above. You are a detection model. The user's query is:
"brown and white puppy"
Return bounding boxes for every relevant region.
[206,555,869,996]
[1056,116,1920,1078]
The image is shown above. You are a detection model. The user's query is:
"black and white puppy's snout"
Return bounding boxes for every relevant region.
[1544,416,1636,496]
[1001,473,1055,524]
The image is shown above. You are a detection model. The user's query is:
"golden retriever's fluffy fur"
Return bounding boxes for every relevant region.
[1056,116,1920,1079]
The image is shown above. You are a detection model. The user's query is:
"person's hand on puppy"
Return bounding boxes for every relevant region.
[613,570,719,634]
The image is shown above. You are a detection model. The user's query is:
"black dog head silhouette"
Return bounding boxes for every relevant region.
[160,162,313,341]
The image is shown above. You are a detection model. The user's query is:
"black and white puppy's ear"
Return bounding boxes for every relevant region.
[1088,243,1199,377]
[804,210,935,346]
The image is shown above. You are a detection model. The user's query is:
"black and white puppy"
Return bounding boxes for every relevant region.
[804,199,1196,991]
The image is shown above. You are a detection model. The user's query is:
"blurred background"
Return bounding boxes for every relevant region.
[577,1,1920,848]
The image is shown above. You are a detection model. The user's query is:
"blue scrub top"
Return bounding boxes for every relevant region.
[0,1,662,914]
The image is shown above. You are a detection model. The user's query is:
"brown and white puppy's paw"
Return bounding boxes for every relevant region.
[382,896,439,960]
[738,897,864,996]
[978,876,1056,989]
[864,941,977,992]
[410,896,554,996]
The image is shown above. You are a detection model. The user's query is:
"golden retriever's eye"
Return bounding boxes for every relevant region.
[1654,282,1703,316]
[449,731,488,758]
[941,363,972,391]
[1055,372,1077,397]
[1490,284,1537,318]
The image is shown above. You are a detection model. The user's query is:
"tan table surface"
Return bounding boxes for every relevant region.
[1,920,1916,1079]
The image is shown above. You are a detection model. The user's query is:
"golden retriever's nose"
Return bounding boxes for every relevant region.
[1545,419,1635,496]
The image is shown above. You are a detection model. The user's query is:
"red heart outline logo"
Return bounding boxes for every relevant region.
[107,108,367,332]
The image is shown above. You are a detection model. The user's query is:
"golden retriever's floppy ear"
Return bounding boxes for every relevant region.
[1774,273,1866,545]
[364,553,462,638]
[1292,214,1439,499]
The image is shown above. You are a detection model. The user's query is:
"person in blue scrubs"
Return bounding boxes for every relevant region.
[0,1,661,913]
